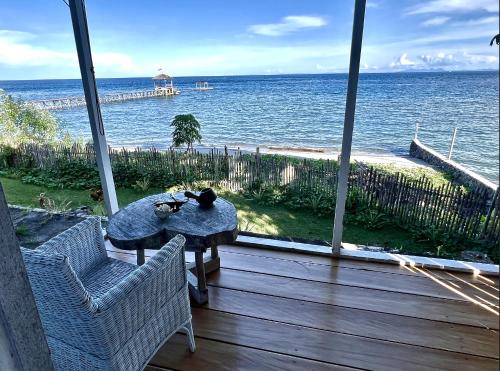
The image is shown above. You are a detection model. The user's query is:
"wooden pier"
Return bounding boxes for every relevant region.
[28,89,178,110]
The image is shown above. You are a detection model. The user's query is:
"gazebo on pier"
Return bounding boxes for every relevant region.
[152,73,179,95]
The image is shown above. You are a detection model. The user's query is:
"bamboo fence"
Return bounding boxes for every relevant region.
[5,143,499,245]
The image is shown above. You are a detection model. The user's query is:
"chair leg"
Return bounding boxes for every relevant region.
[182,320,196,352]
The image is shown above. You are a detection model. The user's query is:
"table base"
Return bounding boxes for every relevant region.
[186,246,220,305]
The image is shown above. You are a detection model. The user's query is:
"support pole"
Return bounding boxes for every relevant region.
[447,127,457,160]
[332,0,367,255]
[69,0,119,216]
[0,184,55,371]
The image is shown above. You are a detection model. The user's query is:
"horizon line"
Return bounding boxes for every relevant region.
[0,69,497,82]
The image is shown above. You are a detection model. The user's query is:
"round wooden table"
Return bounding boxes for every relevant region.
[107,192,238,304]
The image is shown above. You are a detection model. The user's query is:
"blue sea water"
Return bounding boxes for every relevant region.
[0,71,498,182]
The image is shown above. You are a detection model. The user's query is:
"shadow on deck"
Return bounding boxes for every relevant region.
[106,242,499,370]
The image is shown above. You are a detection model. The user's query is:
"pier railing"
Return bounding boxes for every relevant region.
[4,142,499,247]
[27,90,173,110]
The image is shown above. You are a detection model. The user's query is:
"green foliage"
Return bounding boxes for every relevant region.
[0,92,62,145]
[242,184,335,216]
[0,141,494,262]
[2,174,497,263]
[20,158,100,189]
[370,163,456,189]
[0,145,16,168]
[132,177,151,192]
[15,225,30,236]
[353,210,389,230]
[345,186,367,212]
[170,114,202,151]
[38,193,72,213]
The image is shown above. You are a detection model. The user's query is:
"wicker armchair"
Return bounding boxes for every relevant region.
[21,217,195,371]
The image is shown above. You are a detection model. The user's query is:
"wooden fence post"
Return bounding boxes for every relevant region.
[447,127,458,160]
[0,184,55,371]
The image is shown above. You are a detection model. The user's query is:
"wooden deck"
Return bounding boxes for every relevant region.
[106,242,499,371]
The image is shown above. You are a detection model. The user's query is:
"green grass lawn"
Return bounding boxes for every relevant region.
[1,176,431,252]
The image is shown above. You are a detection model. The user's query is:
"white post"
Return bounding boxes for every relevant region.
[332,0,367,255]
[69,0,119,216]
[447,127,457,160]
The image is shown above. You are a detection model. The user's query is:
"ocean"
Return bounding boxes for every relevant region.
[1,71,498,182]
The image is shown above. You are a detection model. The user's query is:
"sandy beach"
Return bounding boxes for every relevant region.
[112,143,437,170]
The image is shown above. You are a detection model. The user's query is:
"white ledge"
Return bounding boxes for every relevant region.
[235,235,499,277]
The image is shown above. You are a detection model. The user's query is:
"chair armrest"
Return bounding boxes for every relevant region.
[38,217,108,278]
[90,235,187,355]
[94,234,187,314]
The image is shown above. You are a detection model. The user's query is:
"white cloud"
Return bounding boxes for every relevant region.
[421,16,450,27]
[389,51,498,70]
[0,29,138,74]
[406,0,498,15]
[93,53,135,72]
[419,52,455,66]
[366,1,380,9]
[390,53,416,67]
[248,16,327,37]
[453,16,499,27]
[0,30,76,67]
[316,63,340,72]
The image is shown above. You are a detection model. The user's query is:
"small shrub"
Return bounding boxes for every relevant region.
[132,177,150,192]
[15,225,30,236]
[38,193,72,213]
[355,210,389,230]
[0,145,16,168]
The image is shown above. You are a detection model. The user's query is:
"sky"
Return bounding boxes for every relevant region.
[0,0,498,79]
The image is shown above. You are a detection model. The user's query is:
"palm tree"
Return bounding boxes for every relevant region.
[170,114,202,151]
[490,34,500,46]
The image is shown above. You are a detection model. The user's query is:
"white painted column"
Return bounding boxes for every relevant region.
[69,0,119,216]
[332,0,367,255]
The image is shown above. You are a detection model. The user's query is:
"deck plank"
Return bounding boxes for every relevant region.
[106,244,499,301]
[189,308,498,371]
[220,244,500,286]
[208,268,499,329]
[150,334,351,371]
[204,286,499,358]
[217,250,499,301]
[105,243,499,369]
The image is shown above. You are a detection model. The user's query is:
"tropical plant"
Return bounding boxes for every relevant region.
[0,92,60,145]
[490,34,500,46]
[355,210,389,230]
[132,177,151,192]
[170,114,202,151]
[38,193,72,213]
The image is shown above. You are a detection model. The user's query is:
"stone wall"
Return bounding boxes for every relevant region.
[410,139,497,199]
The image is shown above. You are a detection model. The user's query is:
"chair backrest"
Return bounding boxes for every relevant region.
[21,248,96,340]
[37,217,107,278]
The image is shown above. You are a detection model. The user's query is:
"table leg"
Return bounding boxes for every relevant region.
[137,249,145,266]
[210,242,219,259]
[188,251,209,304]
